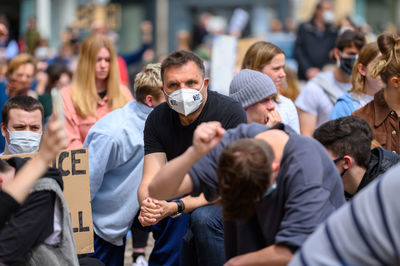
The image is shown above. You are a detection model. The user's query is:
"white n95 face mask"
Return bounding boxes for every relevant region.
[164,80,205,116]
[8,130,42,154]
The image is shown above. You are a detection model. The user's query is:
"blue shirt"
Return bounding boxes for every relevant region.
[84,100,153,246]
[330,92,360,119]
[0,82,8,153]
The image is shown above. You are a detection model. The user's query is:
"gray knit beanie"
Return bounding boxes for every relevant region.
[229,69,277,108]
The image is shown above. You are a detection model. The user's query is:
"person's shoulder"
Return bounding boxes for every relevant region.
[120,84,133,100]
[61,85,72,96]
[298,20,315,32]
[208,90,241,105]
[372,146,400,164]
[277,94,296,108]
[339,92,359,107]
[0,81,6,90]
[285,131,326,156]
[208,90,245,115]
[352,99,374,120]
[60,85,74,107]
[225,123,268,139]
[89,101,133,133]
[148,102,171,119]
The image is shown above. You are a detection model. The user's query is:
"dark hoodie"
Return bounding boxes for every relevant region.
[0,157,63,266]
[357,147,400,194]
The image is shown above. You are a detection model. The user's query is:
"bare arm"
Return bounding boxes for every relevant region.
[298,108,317,137]
[138,152,167,204]
[148,121,225,200]
[2,114,68,203]
[148,146,198,200]
[224,245,292,266]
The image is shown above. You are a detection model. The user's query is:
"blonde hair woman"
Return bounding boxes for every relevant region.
[331,42,383,119]
[241,41,300,133]
[62,34,133,148]
[354,34,400,153]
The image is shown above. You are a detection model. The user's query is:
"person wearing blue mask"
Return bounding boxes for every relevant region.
[0,96,43,155]
[295,30,366,137]
[146,121,345,265]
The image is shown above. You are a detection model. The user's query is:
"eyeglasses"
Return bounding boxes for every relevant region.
[333,156,344,164]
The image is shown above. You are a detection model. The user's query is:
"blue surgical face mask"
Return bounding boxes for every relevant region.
[8,130,42,154]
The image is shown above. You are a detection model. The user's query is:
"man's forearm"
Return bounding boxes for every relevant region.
[225,245,293,266]
[181,193,211,213]
[148,146,201,200]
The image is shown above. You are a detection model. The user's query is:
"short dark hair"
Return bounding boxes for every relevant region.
[335,30,366,51]
[161,50,205,82]
[313,116,372,168]
[217,138,275,221]
[45,63,72,93]
[2,96,44,127]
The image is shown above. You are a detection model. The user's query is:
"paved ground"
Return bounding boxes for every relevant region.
[124,233,154,266]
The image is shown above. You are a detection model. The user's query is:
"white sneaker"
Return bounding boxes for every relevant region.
[133,255,148,266]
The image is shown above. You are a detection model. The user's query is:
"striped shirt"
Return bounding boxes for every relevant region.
[289,163,400,266]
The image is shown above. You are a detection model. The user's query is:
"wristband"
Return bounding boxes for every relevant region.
[171,199,185,218]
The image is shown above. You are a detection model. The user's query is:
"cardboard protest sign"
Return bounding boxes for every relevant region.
[1,148,94,254]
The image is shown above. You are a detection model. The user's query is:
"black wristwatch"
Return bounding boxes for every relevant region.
[171,199,185,218]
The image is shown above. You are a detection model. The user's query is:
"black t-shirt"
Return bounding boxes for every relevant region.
[144,90,247,160]
[0,190,19,230]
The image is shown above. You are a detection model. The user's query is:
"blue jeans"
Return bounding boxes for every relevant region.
[180,204,225,266]
[88,233,125,266]
[149,213,189,266]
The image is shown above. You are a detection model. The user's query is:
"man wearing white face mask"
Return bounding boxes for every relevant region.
[138,50,247,266]
[1,96,43,155]
[294,0,338,81]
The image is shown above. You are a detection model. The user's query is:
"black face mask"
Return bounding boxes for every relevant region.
[339,54,358,76]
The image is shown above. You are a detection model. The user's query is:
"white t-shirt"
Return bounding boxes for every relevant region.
[275,95,300,133]
[295,71,351,127]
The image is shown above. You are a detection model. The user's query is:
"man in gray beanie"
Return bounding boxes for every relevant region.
[229,69,282,126]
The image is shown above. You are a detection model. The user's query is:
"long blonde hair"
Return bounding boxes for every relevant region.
[71,34,129,117]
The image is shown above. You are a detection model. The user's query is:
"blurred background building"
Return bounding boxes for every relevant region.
[0,0,398,60]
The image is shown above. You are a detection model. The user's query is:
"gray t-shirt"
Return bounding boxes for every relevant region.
[189,123,345,259]
[295,71,351,127]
